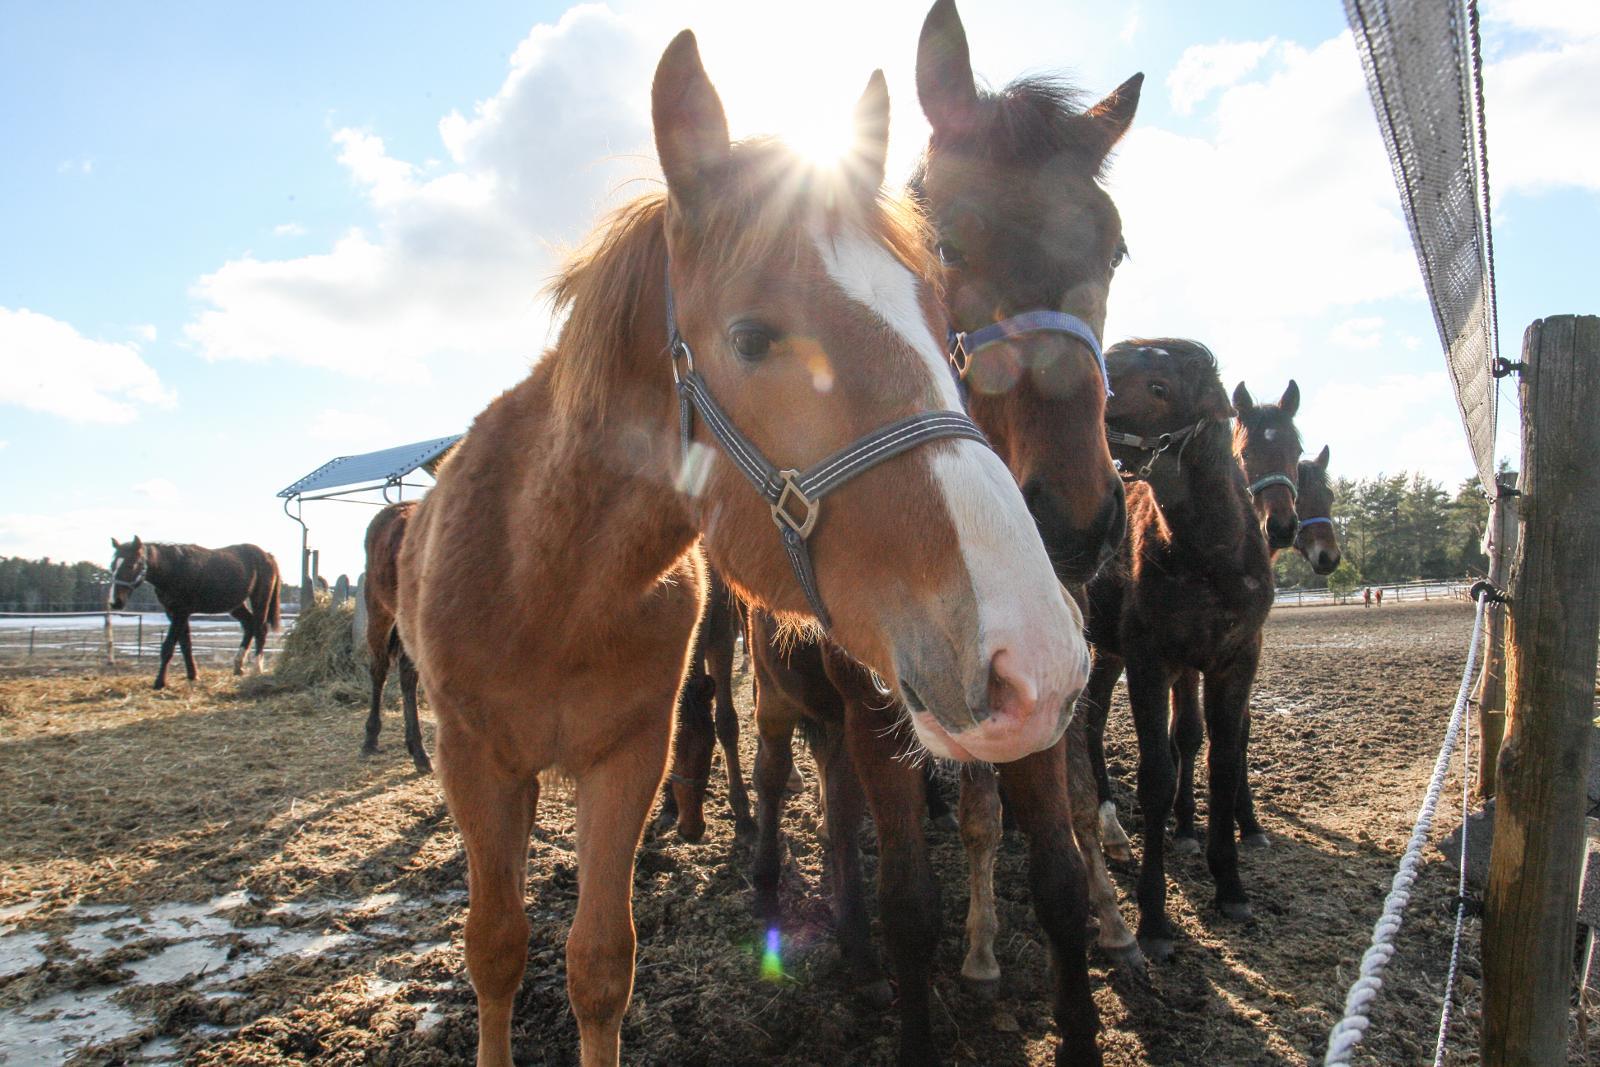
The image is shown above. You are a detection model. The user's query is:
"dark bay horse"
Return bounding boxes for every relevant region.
[361,502,433,775]
[396,33,1088,1067]
[750,4,1142,1062]
[108,536,280,690]
[1295,445,1343,575]
[1081,340,1274,962]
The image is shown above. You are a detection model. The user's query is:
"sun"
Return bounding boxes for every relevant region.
[779,112,860,170]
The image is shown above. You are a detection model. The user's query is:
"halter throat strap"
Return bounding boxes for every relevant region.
[1106,419,1209,482]
[949,310,1111,397]
[1247,471,1299,500]
[666,267,989,631]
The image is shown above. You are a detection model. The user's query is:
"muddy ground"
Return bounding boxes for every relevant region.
[0,599,1579,1065]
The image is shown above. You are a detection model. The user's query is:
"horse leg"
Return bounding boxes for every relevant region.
[1203,657,1257,921]
[999,740,1104,1067]
[568,714,671,1067]
[362,628,395,758]
[810,716,885,1002]
[1080,652,1131,861]
[846,709,940,1067]
[1126,655,1180,962]
[707,628,755,843]
[1065,713,1142,970]
[660,672,712,843]
[153,616,182,690]
[925,764,957,832]
[399,649,432,775]
[752,695,800,924]
[435,724,539,1067]
[1170,669,1203,858]
[229,606,252,675]
[1235,709,1269,849]
[957,762,1002,994]
[178,616,198,682]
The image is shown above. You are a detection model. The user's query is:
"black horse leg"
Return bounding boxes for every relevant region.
[363,629,394,757]
[178,617,198,681]
[1203,656,1257,921]
[1126,654,1179,961]
[1235,709,1268,848]
[154,616,183,690]
[399,649,431,775]
[1171,668,1204,856]
[229,607,253,676]
[999,742,1104,1067]
[1080,652,1130,861]
[811,715,884,1001]
[923,764,956,831]
[752,710,798,925]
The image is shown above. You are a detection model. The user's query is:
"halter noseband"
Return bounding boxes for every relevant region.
[1246,472,1299,500]
[1106,419,1209,482]
[1296,516,1333,529]
[111,559,148,590]
[667,269,989,631]
[948,311,1112,398]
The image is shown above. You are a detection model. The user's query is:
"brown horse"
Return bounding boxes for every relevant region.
[1295,446,1342,575]
[108,536,280,689]
[749,4,1141,1063]
[1081,339,1274,962]
[397,32,1089,1067]
[361,502,433,775]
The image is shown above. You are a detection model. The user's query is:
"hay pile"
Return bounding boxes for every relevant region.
[242,593,366,701]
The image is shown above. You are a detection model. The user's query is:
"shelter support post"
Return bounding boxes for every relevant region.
[1482,315,1600,1065]
[1476,475,1519,798]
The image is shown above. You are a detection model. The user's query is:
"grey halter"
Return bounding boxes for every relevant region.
[1246,472,1299,500]
[666,269,990,630]
[1106,419,1208,482]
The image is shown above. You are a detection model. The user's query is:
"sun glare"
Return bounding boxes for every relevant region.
[780,114,859,169]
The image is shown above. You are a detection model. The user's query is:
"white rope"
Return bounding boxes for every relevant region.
[1432,641,1475,1066]
[1324,595,1488,1065]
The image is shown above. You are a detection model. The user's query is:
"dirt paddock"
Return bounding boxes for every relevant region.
[0,599,1559,1065]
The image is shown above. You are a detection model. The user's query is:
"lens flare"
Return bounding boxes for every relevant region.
[761,925,784,981]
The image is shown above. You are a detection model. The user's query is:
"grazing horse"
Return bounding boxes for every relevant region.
[750,4,1141,1063]
[1081,339,1274,962]
[360,502,433,775]
[1296,445,1342,575]
[1376,586,1384,607]
[397,33,1089,1067]
[108,536,280,690]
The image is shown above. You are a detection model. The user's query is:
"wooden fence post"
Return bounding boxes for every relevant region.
[1476,475,1519,798]
[1482,315,1600,1065]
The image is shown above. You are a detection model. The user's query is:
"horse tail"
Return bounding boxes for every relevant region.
[264,553,282,631]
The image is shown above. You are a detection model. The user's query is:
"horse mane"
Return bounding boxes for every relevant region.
[547,138,937,423]
[1299,455,1333,500]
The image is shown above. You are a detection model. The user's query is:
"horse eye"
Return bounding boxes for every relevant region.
[1111,240,1128,270]
[731,327,773,360]
[1148,381,1168,399]
[935,241,965,268]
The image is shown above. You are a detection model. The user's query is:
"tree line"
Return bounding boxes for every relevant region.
[1274,470,1497,590]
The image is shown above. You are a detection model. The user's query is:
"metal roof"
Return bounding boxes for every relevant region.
[277,434,463,499]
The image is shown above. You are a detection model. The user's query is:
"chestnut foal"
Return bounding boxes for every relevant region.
[750,3,1142,1063]
[399,33,1088,1067]
[1081,340,1274,962]
[360,501,433,775]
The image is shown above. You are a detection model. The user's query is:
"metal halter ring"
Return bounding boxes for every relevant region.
[771,471,819,539]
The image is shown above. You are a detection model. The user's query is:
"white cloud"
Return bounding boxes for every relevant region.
[1483,29,1600,197]
[308,408,392,446]
[184,3,653,382]
[1119,7,1141,45]
[134,478,180,503]
[1331,316,1385,350]
[1167,39,1277,116]
[133,323,158,342]
[273,222,307,237]
[56,158,92,176]
[1303,372,1475,485]
[1484,0,1600,39]
[0,307,175,424]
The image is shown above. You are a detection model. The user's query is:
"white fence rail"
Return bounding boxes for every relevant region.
[1274,578,1473,609]
[0,610,298,665]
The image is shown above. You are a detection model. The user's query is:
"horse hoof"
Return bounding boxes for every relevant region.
[931,812,959,834]
[1103,940,1148,972]
[785,768,805,794]
[1137,935,1176,964]
[857,978,895,1009]
[676,821,707,845]
[152,681,166,691]
[1103,842,1133,864]
[360,744,379,759]
[733,820,759,848]
[960,972,1001,1000]
[1170,834,1201,857]
[411,757,434,776]
[1240,832,1271,851]
[1218,899,1253,922]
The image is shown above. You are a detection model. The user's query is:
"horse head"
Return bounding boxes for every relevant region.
[912,0,1139,585]
[1295,445,1342,574]
[107,535,148,609]
[1233,380,1303,551]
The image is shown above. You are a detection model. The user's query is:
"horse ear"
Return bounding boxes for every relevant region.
[847,70,890,197]
[917,0,978,138]
[1204,382,1237,423]
[652,30,731,215]
[131,535,142,549]
[1232,381,1254,414]
[111,537,120,550]
[1315,444,1330,470]
[1083,73,1143,162]
[1280,379,1300,417]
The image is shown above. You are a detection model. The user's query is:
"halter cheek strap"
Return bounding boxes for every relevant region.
[111,560,148,590]
[667,268,990,631]
[949,310,1111,398]
[1247,472,1299,500]
[1105,419,1208,482]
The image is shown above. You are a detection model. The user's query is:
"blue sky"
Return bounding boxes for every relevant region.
[2,1,1595,580]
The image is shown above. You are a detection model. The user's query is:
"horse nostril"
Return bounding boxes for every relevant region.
[986,649,1037,726]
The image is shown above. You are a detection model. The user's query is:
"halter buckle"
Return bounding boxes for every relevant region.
[669,338,695,384]
[772,471,819,539]
[948,333,971,379]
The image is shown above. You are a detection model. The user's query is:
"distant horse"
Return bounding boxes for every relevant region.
[108,536,280,690]
[1376,586,1385,606]
[396,33,1088,1067]
[1364,586,1373,607]
[1296,445,1342,575]
[360,503,433,775]
[1082,339,1274,962]
[749,4,1142,1062]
